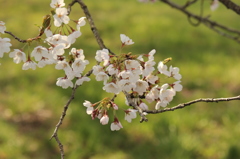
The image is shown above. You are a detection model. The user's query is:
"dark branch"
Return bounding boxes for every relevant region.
[68,0,115,55]
[145,95,240,114]
[50,86,78,159]
[219,0,240,15]
[159,0,240,43]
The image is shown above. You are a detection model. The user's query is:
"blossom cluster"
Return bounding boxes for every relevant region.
[83,34,182,131]
[0,0,183,131]
[0,0,90,88]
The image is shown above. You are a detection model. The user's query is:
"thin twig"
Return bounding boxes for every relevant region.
[4,31,27,43]
[145,95,240,114]
[50,86,78,159]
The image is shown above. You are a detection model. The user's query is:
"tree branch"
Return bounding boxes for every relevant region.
[50,86,78,159]
[68,0,115,55]
[159,0,240,43]
[145,95,240,114]
[219,0,240,15]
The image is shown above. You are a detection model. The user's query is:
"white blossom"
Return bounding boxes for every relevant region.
[169,66,182,80]
[148,49,156,61]
[103,82,121,94]
[72,58,89,74]
[95,49,109,66]
[172,81,183,92]
[55,60,72,73]
[31,46,49,61]
[75,76,90,86]
[110,118,123,131]
[0,21,6,34]
[70,48,85,60]
[100,114,109,125]
[50,0,65,8]
[9,49,26,64]
[22,60,37,70]
[133,80,149,95]
[211,0,219,11]
[139,102,149,110]
[68,31,81,44]
[157,61,170,76]
[120,34,134,46]
[145,74,158,84]
[83,100,94,115]
[92,65,104,75]
[53,8,70,27]
[0,37,11,57]
[95,72,109,84]
[56,77,73,89]
[118,79,136,92]
[124,109,138,123]
[142,60,156,77]
[77,17,86,31]
[125,60,140,70]
[106,64,118,75]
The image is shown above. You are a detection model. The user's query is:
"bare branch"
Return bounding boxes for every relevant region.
[159,0,240,43]
[68,0,115,55]
[219,0,240,15]
[145,95,240,114]
[50,86,78,159]
[4,31,41,43]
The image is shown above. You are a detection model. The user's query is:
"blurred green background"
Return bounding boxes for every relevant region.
[0,0,240,159]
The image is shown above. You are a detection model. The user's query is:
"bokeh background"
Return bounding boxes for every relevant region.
[0,0,240,159]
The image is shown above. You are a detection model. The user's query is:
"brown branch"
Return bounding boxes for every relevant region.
[68,0,115,55]
[4,31,41,43]
[50,86,78,159]
[219,0,240,15]
[159,0,240,43]
[145,95,240,114]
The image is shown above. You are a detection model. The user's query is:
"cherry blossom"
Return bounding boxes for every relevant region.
[76,17,86,31]
[124,109,138,123]
[9,49,26,64]
[133,80,149,95]
[53,8,70,27]
[120,34,134,46]
[56,77,73,89]
[83,100,94,115]
[110,117,123,131]
[157,61,170,76]
[0,37,11,57]
[139,102,149,110]
[0,21,6,34]
[103,82,121,94]
[31,46,49,61]
[100,114,109,125]
[50,0,65,8]
[95,49,109,66]
[211,0,219,11]
[22,60,37,70]
[75,76,90,86]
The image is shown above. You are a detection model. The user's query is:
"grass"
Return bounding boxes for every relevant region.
[0,0,240,159]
